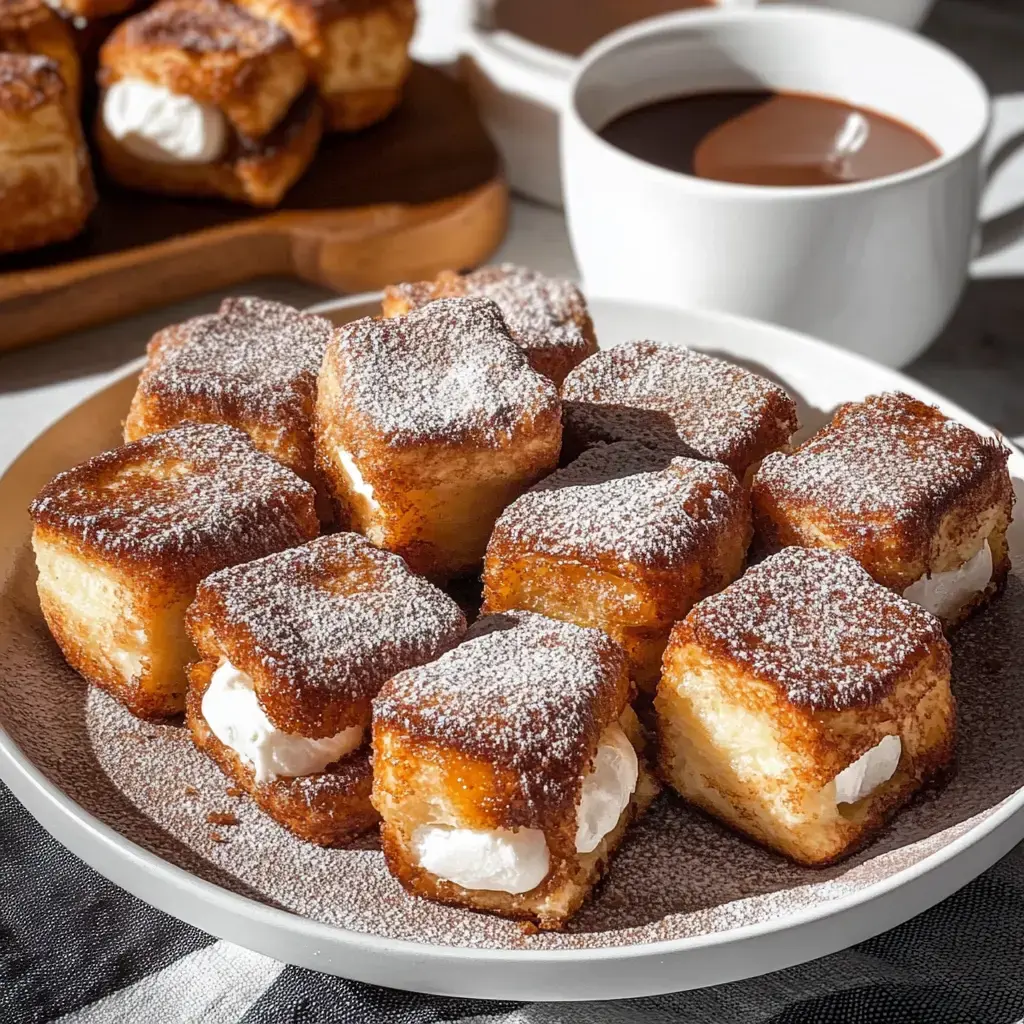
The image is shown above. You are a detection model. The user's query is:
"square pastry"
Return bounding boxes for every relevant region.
[124,297,334,501]
[753,392,1014,629]
[0,0,80,107]
[372,610,659,929]
[383,264,598,385]
[655,547,955,866]
[315,296,562,579]
[483,442,752,691]
[185,533,466,845]
[0,53,95,254]
[29,423,319,719]
[560,341,799,481]
[96,0,321,206]
[232,0,414,131]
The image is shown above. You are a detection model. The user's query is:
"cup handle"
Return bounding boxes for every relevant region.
[973,124,1024,263]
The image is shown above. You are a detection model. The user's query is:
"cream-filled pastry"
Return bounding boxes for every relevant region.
[372,611,659,929]
[656,547,956,866]
[754,392,1014,631]
[201,659,363,783]
[315,297,562,579]
[903,540,993,621]
[185,533,466,847]
[408,722,639,894]
[96,0,321,206]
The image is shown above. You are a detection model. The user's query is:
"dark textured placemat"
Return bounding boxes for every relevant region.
[1,782,1021,1023]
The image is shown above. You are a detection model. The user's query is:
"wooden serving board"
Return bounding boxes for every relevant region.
[0,64,508,353]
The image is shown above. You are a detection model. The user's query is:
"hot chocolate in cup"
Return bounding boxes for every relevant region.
[561,6,989,367]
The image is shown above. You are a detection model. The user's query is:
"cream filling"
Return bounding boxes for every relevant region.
[412,724,638,894]
[336,448,380,512]
[201,660,362,784]
[102,78,227,165]
[902,541,993,620]
[831,734,902,806]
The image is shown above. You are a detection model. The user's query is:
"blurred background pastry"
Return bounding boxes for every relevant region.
[233,0,415,131]
[0,52,95,253]
[95,0,322,205]
[0,0,81,106]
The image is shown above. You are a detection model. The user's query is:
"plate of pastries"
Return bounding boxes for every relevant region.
[1,266,1022,999]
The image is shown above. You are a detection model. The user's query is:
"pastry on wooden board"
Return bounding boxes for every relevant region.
[0,52,95,254]
[95,0,321,206]
[233,0,414,132]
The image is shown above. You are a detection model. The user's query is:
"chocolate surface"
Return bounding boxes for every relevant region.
[599,90,940,187]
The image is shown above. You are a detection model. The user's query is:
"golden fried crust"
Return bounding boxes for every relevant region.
[0,53,95,254]
[314,299,562,577]
[560,341,799,478]
[752,393,1015,615]
[377,725,659,929]
[374,612,631,830]
[185,533,466,737]
[32,525,194,718]
[29,422,319,583]
[99,0,307,137]
[483,444,752,689]
[186,660,378,846]
[124,296,333,483]
[49,0,137,19]
[383,264,598,386]
[94,87,322,206]
[656,638,956,866]
[673,547,950,714]
[232,0,413,131]
[0,0,81,106]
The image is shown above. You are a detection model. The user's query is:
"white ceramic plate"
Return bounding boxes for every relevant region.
[1,294,1021,1002]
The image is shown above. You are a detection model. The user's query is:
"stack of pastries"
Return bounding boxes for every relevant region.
[0,0,415,254]
[30,263,1015,929]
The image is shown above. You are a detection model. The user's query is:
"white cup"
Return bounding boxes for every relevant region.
[561,6,990,367]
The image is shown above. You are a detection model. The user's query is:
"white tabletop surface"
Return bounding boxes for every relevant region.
[1,0,1022,469]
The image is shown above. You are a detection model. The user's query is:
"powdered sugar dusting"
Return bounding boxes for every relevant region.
[389,264,592,363]
[196,534,467,702]
[29,423,316,570]
[756,391,1009,525]
[136,297,332,427]
[1,552,1022,950]
[374,611,627,817]
[491,442,746,570]
[562,341,798,474]
[687,547,947,711]
[328,297,560,448]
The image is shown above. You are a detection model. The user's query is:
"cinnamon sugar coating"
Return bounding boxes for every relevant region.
[560,341,798,478]
[322,296,561,452]
[373,610,630,826]
[0,51,64,110]
[187,533,467,737]
[753,392,1014,594]
[29,422,318,582]
[383,264,598,384]
[487,442,749,577]
[125,297,333,483]
[677,547,949,713]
